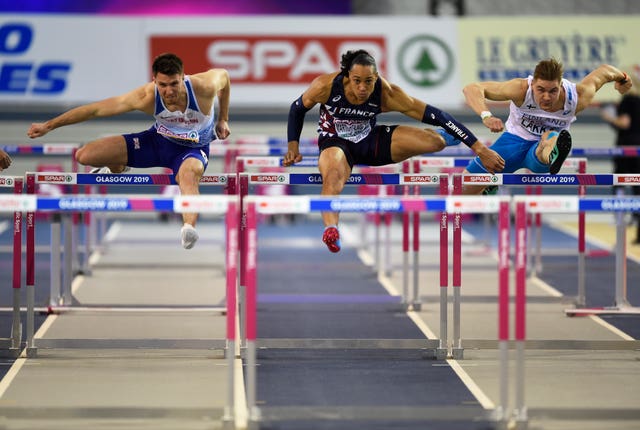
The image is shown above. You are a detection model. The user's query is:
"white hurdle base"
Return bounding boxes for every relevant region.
[565,305,640,316]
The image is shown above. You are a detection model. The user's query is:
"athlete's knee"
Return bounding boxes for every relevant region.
[75,145,91,166]
[321,168,347,194]
[425,129,446,152]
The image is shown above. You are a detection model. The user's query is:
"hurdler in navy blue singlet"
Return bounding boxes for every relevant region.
[317,74,395,167]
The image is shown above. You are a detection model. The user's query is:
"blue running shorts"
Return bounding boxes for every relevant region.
[123,127,210,175]
[466,131,549,173]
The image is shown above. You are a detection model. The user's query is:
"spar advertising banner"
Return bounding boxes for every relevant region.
[0,15,636,109]
[0,15,459,109]
[458,16,638,103]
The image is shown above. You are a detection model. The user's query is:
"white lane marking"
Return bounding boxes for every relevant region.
[343,223,495,411]
[0,220,123,398]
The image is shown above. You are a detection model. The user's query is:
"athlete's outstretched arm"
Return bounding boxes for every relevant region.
[576,64,632,113]
[383,79,505,173]
[27,84,153,139]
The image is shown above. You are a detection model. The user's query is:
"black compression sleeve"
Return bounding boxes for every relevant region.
[287,95,311,142]
[422,105,478,148]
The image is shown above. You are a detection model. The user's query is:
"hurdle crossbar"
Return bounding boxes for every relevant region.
[242,194,507,424]
[463,173,640,309]
[30,172,234,307]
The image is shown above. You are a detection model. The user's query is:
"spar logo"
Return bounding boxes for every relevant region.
[200,175,228,183]
[463,175,498,183]
[617,175,640,184]
[250,174,286,183]
[402,174,439,183]
[150,35,386,84]
[397,35,453,87]
[36,174,73,183]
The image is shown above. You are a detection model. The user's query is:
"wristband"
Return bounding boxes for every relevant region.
[480,111,493,121]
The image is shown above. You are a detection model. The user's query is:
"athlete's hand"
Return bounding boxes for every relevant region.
[215,120,230,140]
[615,77,633,95]
[27,122,50,139]
[482,116,505,133]
[477,148,505,174]
[0,150,11,170]
[283,141,302,166]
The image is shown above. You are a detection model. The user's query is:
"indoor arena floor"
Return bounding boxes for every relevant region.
[0,119,639,429]
[0,212,639,430]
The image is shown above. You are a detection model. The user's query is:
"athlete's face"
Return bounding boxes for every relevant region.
[347,65,378,103]
[531,78,562,112]
[154,72,184,106]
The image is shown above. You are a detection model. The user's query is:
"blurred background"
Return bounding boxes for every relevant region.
[1,0,639,172]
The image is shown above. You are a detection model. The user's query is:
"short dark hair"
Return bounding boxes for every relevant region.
[152,53,184,76]
[533,58,563,82]
[339,50,377,76]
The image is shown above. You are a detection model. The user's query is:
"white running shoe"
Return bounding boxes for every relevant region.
[90,166,131,174]
[181,224,199,249]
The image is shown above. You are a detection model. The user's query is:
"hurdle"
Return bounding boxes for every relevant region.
[503,194,640,427]
[0,192,237,357]
[239,172,447,305]
[0,143,80,156]
[0,176,24,358]
[28,172,234,309]
[241,194,506,426]
[462,173,640,315]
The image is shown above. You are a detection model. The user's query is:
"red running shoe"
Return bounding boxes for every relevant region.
[322,226,341,253]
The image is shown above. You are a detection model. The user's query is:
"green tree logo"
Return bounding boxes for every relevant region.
[398,35,454,87]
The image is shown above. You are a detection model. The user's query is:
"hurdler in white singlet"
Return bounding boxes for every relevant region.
[154,76,215,148]
[505,76,578,141]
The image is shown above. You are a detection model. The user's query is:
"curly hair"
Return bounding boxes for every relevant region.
[339,50,377,76]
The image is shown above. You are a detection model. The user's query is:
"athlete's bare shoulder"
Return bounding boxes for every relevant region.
[189,69,229,97]
[304,72,340,104]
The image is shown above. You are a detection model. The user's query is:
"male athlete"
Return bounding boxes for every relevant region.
[449,58,632,194]
[27,53,231,249]
[284,49,503,253]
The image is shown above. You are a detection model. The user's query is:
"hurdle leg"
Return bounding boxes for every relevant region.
[25,175,37,357]
[245,201,261,426]
[222,202,238,427]
[10,178,24,353]
[513,201,528,428]
[451,175,463,359]
[50,214,62,307]
[614,195,630,308]
[495,200,511,424]
[402,209,410,309]
[410,180,421,310]
[62,213,73,305]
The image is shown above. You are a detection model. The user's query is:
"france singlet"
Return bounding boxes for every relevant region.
[317,74,382,143]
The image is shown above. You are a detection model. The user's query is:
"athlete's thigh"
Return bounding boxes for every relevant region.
[76,135,128,166]
[466,133,533,173]
[390,125,443,162]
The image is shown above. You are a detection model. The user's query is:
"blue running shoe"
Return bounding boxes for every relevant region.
[437,129,462,146]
